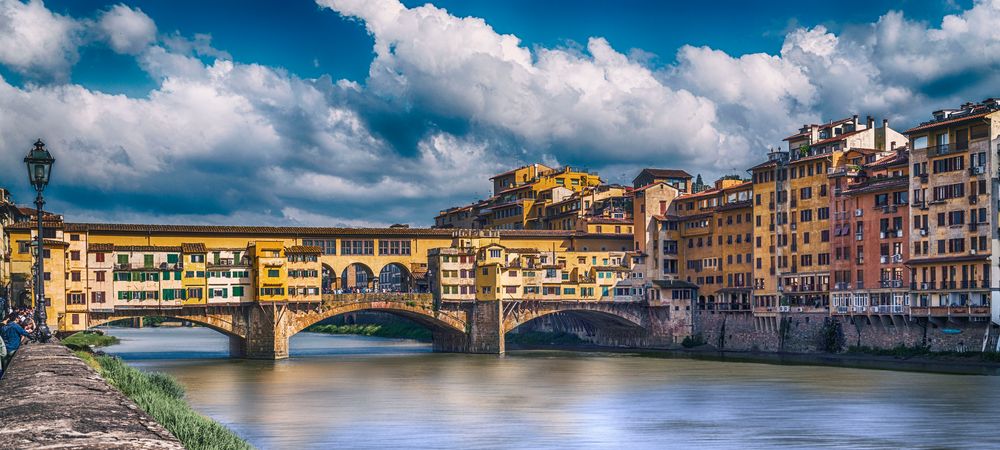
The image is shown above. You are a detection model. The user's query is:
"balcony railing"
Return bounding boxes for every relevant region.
[879,279,904,288]
[926,142,967,157]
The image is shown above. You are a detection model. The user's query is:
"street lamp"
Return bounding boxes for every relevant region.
[24,139,54,342]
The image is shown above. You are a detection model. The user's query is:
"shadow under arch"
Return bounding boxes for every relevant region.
[288,301,468,338]
[88,315,243,339]
[502,306,646,336]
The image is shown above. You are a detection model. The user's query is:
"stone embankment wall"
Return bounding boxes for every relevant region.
[519,310,993,353]
[0,342,183,449]
[696,311,991,353]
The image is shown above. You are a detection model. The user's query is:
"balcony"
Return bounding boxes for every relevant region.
[879,279,903,288]
[926,142,967,157]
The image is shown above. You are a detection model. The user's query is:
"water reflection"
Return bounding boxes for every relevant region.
[102,327,1000,450]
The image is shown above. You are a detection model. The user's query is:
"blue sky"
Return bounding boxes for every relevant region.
[0,0,996,226]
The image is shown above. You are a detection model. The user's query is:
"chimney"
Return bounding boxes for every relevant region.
[852,114,859,125]
[890,141,896,150]
[882,118,888,129]
[866,116,874,128]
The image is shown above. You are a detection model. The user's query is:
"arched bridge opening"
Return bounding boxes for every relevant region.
[501,302,651,348]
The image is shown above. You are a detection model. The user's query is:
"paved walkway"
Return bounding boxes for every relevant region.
[0,342,182,449]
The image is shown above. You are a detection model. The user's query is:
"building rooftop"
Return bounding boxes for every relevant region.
[906,98,1000,134]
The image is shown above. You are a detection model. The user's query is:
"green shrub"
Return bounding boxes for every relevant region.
[62,331,120,349]
[681,334,706,348]
[505,331,584,346]
[306,323,432,341]
[819,319,845,353]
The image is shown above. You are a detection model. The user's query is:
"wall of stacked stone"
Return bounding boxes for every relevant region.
[507,308,993,354]
[696,311,993,353]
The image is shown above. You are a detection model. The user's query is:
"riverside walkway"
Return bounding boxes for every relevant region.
[0,342,182,449]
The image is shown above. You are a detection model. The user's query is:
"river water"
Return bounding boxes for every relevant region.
[101,327,1000,450]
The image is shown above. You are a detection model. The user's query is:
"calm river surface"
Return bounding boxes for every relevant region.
[102,327,1000,450]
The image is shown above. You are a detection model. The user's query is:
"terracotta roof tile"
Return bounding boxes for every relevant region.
[286,245,322,254]
[181,243,207,253]
[906,110,996,134]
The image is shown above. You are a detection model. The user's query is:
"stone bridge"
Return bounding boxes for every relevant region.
[85,294,676,359]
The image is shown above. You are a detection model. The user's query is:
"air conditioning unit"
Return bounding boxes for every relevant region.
[919,228,928,236]
[892,254,903,263]
[879,231,886,239]
[971,166,985,175]
[855,233,863,241]
[971,249,978,255]
[880,255,888,264]
[855,209,863,217]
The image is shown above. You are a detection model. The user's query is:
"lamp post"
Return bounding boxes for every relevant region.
[24,139,54,342]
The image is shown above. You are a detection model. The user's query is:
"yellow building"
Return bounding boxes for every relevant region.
[906,99,1000,323]
[250,241,286,302]
[430,229,630,302]
[286,246,322,302]
[436,164,608,231]
[4,221,631,331]
[750,115,905,322]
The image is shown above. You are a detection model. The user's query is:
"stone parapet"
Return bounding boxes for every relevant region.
[0,342,183,449]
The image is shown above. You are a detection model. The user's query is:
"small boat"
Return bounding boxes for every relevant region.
[941,328,962,335]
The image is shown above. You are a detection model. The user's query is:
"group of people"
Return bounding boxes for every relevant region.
[0,307,37,379]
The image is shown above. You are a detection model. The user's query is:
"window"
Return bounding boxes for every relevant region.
[187,288,204,299]
[95,253,105,263]
[190,254,205,263]
[117,254,129,265]
[167,253,179,264]
[301,239,336,255]
[70,250,80,261]
[342,240,374,255]
[71,271,81,282]
[267,269,280,277]
[378,240,412,255]
[932,156,963,174]
[95,271,106,282]
[91,292,106,303]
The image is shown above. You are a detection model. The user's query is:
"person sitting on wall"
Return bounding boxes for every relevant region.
[1,312,34,377]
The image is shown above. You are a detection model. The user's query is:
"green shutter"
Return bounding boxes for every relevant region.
[222,288,228,299]
[118,254,129,264]
[209,289,214,299]
[144,254,154,268]
[167,253,179,264]
[233,286,244,297]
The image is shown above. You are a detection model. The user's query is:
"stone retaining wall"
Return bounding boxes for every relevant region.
[0,342,183,449]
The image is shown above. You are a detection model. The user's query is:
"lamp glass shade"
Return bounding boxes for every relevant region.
[24,140,54,189]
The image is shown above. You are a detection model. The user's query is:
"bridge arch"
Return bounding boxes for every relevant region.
[87,314,243,339]
[502,302,647,335]
[341,262,375,291]
[321,263,336,294]
[377,262,413,293]
[288,298,467,337]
